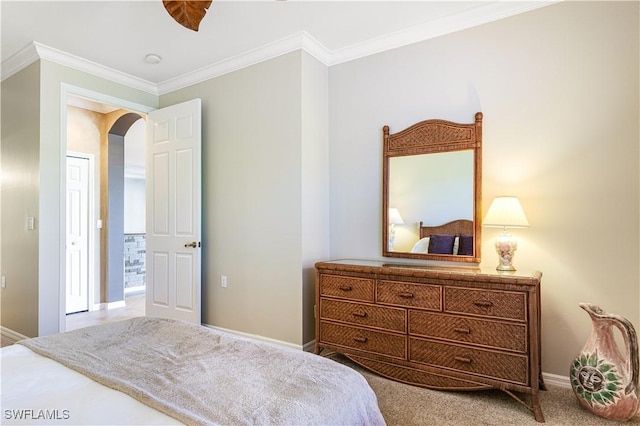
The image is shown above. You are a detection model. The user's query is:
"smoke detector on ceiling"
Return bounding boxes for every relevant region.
[145,54,162,65]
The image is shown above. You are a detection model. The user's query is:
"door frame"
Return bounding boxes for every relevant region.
[66,152,96,314]
[59,84,154,332]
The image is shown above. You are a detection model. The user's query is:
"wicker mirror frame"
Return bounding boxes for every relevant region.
[382,112,483,263]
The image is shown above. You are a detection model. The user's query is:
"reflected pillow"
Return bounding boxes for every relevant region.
[428,234,456,254]
[458,234,474,256]
[410,237,430,253]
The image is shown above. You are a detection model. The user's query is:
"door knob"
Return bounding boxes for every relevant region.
[184,241,198,248]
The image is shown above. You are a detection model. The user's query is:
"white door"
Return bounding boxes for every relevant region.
[66,156,90,314]
[145,99,202,323]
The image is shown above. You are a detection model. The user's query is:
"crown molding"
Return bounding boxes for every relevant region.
[2,42,158,95]
[1,42,40,81]
[157,31,330,95]
[328,1,559,66]
[2,1,558,96]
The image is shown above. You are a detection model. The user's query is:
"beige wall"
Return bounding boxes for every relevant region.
[328,1,639,376]
[0,62,41,337]
[160,51,329,346]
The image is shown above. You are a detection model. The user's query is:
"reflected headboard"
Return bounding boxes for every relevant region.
[419,219,473,239]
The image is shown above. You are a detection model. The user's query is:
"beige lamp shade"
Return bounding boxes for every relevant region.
[388,208,404,225]
[483,196,529,228]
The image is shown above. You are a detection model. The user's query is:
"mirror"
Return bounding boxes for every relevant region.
[382,113,482,263]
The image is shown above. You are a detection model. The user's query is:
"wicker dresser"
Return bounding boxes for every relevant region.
[314,259,545,422]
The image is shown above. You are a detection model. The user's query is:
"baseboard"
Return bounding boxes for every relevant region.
[303,339,316,353]
[542,371,571,389]
[1,326,29,343]
[203,324,305,351]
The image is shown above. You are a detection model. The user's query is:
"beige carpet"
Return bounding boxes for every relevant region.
[331,354,640,426]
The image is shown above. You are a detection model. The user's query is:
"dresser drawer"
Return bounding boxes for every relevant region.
[409,311,527,353]
[320,299,406,332]
[444,287,526,321]
[320,321,406,359]
[377,280,441,310]
[409,338,528,385]
[320,274,375,302]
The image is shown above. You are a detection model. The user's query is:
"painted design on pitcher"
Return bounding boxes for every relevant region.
[570,303,640,421]
[571,352,623,407]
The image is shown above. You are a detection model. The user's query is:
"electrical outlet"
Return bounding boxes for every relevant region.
[221,275,228,288]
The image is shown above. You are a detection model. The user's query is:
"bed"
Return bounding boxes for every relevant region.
[410,219,474,256]
[1,317,386,425]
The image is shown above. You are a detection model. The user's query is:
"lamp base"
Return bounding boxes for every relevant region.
[495,230,518,272]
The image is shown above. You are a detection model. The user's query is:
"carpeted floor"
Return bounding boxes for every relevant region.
[331,354,640,426]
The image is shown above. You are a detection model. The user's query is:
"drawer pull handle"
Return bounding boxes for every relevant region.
[353,336,368,343]
[474,300,494,308]
[398,292,415,299]
[352,311,368,318]
[338,285,353,292]
[454,327,471,334]
[454,356,472,364]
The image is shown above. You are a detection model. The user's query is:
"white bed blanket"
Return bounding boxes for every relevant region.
[8,317,385,426]
[1,344,180,425]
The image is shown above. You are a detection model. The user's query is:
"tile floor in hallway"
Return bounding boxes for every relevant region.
[1,295,145,347]
[66,294,145,331]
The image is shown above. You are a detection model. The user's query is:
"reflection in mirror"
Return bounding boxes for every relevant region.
[382,112,482,263]
[389,151,473,253]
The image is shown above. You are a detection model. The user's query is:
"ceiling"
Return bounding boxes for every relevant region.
[1,1,555,94]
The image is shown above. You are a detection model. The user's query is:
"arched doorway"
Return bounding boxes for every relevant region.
[104,113,145,305]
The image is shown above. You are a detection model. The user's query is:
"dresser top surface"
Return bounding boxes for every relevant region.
[315,259,542,284]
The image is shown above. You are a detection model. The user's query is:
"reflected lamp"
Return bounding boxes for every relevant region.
[388,208,404,251]
[483,196,529,271]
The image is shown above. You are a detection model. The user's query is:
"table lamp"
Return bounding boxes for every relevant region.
[388,208,404,251]
[483,196,529,271]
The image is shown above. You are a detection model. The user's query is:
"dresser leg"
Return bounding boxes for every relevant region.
[531,391,545,422]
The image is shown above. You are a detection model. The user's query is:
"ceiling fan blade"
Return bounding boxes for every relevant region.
[163,0,213,32]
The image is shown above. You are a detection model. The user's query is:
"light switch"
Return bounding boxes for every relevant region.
[27,216,35,231]
[97,219,103,229]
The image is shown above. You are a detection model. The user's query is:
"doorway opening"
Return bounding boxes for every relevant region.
[64,94,147,330]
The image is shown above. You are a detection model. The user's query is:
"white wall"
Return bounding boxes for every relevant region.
[124,117,146,234]
[124,178,145,234]
[328,1,639,376]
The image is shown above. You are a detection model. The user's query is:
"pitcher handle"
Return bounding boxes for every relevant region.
[580,303,639,395]
[612,316,639,395]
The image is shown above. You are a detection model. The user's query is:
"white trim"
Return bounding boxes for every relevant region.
[1,326,29,343]
[66,152,96,316]
[60,83,155,115]
[2,2,558,93]
[157,31,330,94]
[204,324,304,352]
[542,372,571,389]
[1,42,40,82]
[329,1,559,66]
[107,300,126,309]
[302,339,316,353]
